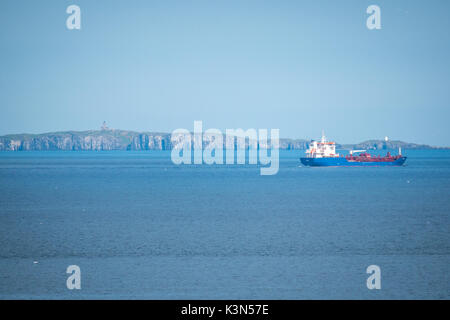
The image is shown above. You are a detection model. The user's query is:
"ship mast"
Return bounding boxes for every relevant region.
[321,130,326,143]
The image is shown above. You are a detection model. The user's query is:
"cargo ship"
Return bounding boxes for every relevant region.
[300,133,407,167]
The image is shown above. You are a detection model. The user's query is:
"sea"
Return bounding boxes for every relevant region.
[0,149,449,299]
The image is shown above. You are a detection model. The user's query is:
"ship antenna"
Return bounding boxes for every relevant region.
[321,130,326,143]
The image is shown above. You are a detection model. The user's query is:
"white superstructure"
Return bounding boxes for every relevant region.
[305,132,339,158]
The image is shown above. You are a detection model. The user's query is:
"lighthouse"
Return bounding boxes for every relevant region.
[101,121,109,131]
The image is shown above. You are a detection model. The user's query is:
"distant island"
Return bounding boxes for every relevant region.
[0,129,447,151]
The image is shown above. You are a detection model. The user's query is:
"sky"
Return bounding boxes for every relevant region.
[0,0,449,146]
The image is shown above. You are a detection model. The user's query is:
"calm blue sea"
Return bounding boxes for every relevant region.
[0,150,449,299]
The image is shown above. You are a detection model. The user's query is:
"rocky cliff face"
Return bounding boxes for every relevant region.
[0,130,176,151]
[0,132,128,151]
[0,130,443,151]
[0,130,306,151]
[128,134,172,150]
[338,140,433,150]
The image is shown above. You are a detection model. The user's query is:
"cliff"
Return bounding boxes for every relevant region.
[338,140,433,150]
[0,130,445,151]
[0,130,173,151]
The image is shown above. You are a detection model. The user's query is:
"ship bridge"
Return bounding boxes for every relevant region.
[305,132,339,158]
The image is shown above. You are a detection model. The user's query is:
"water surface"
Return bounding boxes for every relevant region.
[0,150,449,299]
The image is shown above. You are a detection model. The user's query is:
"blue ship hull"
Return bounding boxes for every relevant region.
[300,156,407,167]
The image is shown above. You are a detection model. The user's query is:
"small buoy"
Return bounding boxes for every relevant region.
[33,261,38,264]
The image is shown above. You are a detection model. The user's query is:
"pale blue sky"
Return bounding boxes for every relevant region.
[1,0,449,145]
